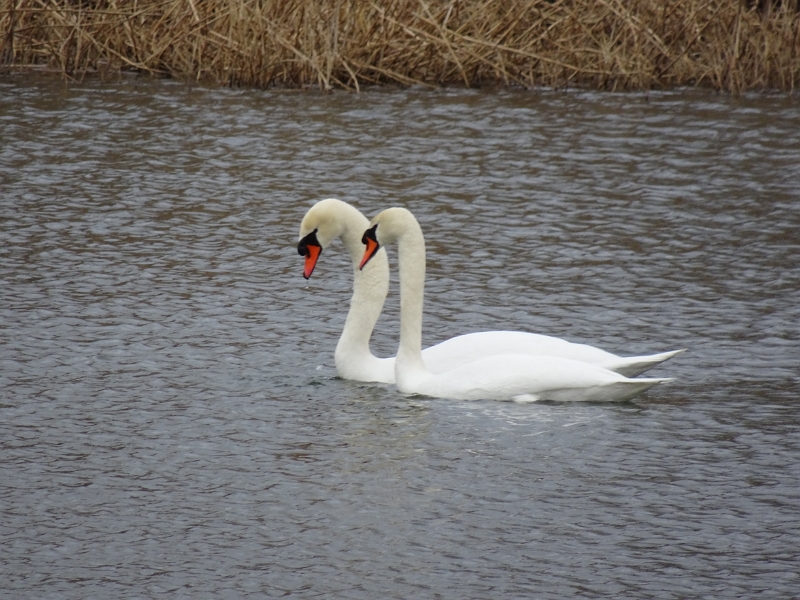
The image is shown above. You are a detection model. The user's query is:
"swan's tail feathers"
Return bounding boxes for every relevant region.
[605,377,673,402]
[609,348,686,378]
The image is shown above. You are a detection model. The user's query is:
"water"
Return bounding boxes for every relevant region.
[1,75,799,598]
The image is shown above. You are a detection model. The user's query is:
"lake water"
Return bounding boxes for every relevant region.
[1,75,799,598]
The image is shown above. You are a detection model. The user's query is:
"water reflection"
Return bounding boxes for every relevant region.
[1,75,799,598]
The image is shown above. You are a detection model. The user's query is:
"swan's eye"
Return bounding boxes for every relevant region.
[298,228,320,257]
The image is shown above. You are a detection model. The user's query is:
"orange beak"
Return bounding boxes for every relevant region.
[303,244,321,280]
[360,236,380,270]
[298,229,322,280]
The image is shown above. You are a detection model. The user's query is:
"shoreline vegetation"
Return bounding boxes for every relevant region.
[1,1,799,93]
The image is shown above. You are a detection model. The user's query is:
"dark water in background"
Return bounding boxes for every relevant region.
[1,75,799,598]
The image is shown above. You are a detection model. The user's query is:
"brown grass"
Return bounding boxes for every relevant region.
[1,0,799,92]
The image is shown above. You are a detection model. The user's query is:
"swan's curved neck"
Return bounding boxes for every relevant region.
[335,210,389,359]
[396,219,427,373]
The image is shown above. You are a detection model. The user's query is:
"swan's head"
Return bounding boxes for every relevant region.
[298,198,366,279]
[359,207,417,270]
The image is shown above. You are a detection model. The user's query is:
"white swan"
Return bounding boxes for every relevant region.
[298,199,683,384]
[359,207,672,402]
[299,199,395,382]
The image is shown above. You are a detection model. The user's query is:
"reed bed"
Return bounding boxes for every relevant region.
[1,0,799,92]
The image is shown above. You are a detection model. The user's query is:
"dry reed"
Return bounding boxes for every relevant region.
[1,0,798,92]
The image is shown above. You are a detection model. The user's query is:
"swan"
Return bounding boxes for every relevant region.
[297,198,683,384]
[299,199,395,382]
[359,207,672,402]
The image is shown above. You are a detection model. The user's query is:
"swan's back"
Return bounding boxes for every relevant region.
[421,331,684,377]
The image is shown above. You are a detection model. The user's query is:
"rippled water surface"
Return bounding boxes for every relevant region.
[2,76,799,598]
